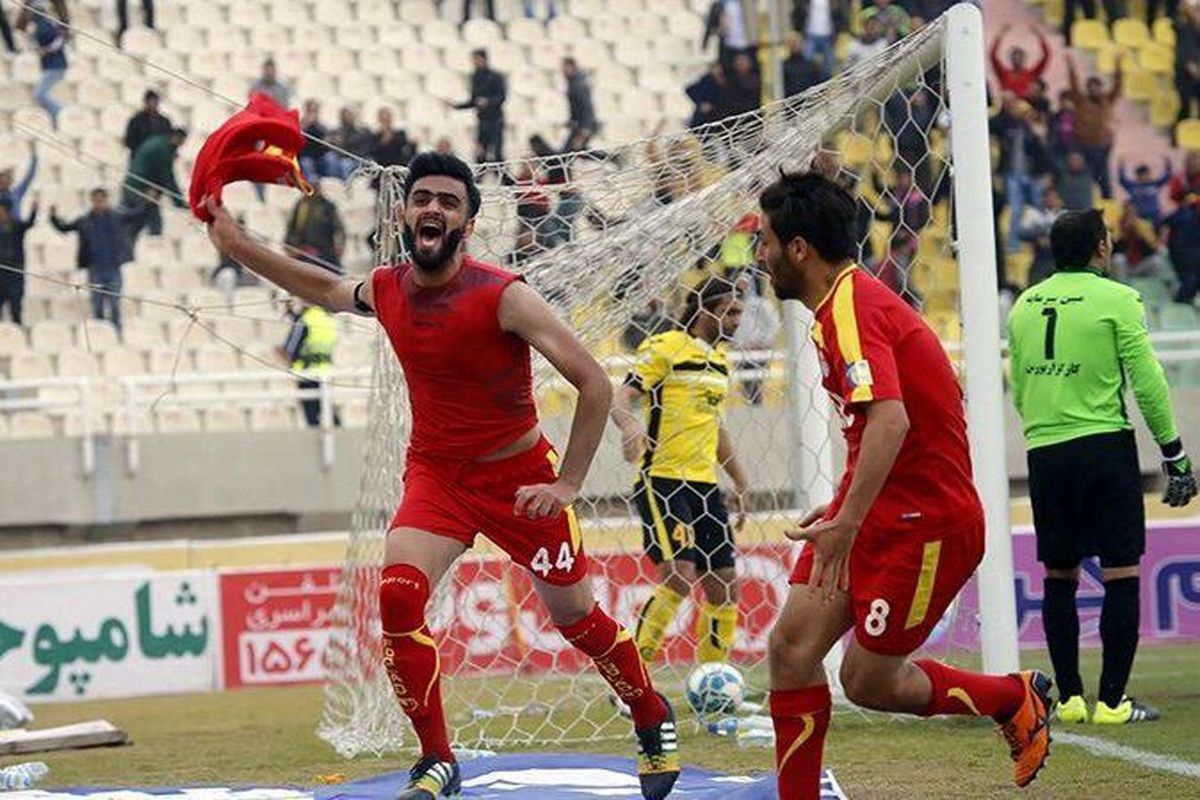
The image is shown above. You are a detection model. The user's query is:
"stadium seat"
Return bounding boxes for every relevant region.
[1153,16,1176,46]
[1071,19,1111,50]
[9,411,55,439]
[1176,119,1200,151]
[56,350,98,378]
[249,405,297,431]
[29,321,76,353]
[8,352,53,381]
[1159,303,1199,331]
[102,348,148,377]
[0,322,27,355]
[194,346,240,374]
[76,320,122,353]
[1124,67,1157,102]
[358,0,398,24]
[154,407,203,433]
[1139,43,1174,76]
[1152,89,1182,127]
[204,406,247,432]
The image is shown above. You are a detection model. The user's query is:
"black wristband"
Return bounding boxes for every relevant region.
[353,281,373,314]
[1161,438,1184,460]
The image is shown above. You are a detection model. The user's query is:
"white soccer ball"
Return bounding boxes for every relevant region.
[685,662,745,718]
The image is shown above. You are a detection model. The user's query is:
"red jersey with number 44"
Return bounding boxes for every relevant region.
[372,258,538,460]
[813,266,980,532]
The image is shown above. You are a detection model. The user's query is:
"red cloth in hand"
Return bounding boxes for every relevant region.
[188,92,312,222]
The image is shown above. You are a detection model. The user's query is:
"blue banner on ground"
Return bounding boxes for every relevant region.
[10,753,847,799]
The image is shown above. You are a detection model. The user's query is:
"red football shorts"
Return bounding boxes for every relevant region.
[390,436,589,586]
[790,510,984,655]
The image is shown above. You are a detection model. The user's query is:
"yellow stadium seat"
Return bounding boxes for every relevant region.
[1071,19,1112,50]
[1151,89,1181,127]
[1140,43,1175,76]
[1095,42,1121,74]
[1098,198,1122,228]
[1153,17,1175,47]
[1122,66,1156,102]
[1006,249,1034,288]
[1177,119,1200,151]
[1112,18,1151,48]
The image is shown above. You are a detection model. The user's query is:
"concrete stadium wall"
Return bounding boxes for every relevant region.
[1,388,1196,534]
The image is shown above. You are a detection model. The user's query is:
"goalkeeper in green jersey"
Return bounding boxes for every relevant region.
[1008,209,1198,727]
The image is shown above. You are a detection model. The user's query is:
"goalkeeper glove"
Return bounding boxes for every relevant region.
[1161,439,1198,508]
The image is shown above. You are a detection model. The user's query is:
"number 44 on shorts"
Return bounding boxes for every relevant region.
[531,542,576,577]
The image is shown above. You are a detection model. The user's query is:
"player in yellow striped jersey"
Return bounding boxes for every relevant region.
[612,276,751,666]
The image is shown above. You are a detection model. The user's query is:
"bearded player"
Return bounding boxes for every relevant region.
[204,153,680,800]
[757,172,1052,798]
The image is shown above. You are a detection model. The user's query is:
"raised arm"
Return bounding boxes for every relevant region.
[205,197,373,315]
[499,280,613,516]
[49,208,79,233]
[989,25,1008,79]
[1067,56,1081,96]
[1155,157,1173,187]
[1110,55,1124,101]
[1032,30,1051,76]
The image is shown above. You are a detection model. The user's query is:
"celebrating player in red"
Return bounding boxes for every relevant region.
[757,172,1051,798]
[204,153,680,800]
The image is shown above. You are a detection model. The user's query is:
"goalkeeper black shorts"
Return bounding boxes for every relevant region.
[633,475,735,571]
[1027,429,1145,570]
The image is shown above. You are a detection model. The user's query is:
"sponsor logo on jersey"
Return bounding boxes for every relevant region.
[845,359,873,388]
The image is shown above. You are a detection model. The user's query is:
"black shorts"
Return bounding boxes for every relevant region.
[1028,430,1145,570]
[633,475,735,571]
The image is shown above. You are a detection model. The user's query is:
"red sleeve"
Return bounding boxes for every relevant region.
[990,38,1011,86]
[828,276,903,406]
[1032,34,1050,77]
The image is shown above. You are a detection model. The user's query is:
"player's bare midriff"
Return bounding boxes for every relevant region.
[474,424,542,462]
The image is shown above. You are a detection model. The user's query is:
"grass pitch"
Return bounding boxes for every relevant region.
[10,644,1200,798]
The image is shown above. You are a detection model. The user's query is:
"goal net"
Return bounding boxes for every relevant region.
[319,7,1010,757]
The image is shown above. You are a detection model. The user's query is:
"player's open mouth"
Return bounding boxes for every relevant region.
[418,219,444,246]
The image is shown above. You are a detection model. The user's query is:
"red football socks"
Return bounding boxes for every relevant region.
[380,564,453,762]
[915,659,1025,721]
[770,683,832,800]
[558,604,667,729]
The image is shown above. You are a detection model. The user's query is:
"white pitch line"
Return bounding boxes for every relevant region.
[1056,732,1200,779]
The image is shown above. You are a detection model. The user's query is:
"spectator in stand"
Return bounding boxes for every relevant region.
[861,0,911,43]
[327,106,373,179]
[523,0,557,21]
[790,0,847,79]
[990,23,1050,101]
[0,143,38,218]
[450,49,506,163]
[123,89,172,159]
[732,270,781,406]
[1166,151,1200,304]
[1,0,17,54]
[1017,186,1064,286]
[460,0,495,24]
[284,183,345,271]
[1063,0,1125,44]
[783,32,825,96]
[1027,79,1052,122]
[14,1,68,33]
[1113,201,1165,280]
[115,0,153,47]
[703,0,756,70]
[529,135,584,251]
[280,299,340,428]
[121,127,187,246]
[1067,55,1122,199]
[32,13,66,129]
[1176,0,1200,122]
[845,15,889,67]
[249,58,291,109]
[369,107,415,169]
[1058,150,1099,211]
[0,197,36,325]
[1118,158,1172,225]
[299,100,338,180]
[1049,89,1077,171]
[50,189,136,330]
[502,155,552,265]
[873,167,929,306]
[887,85,938,194]
[687,62,726,131]
[991,94,1052,252]
[723,53,762,166]
[562,57,598,151]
